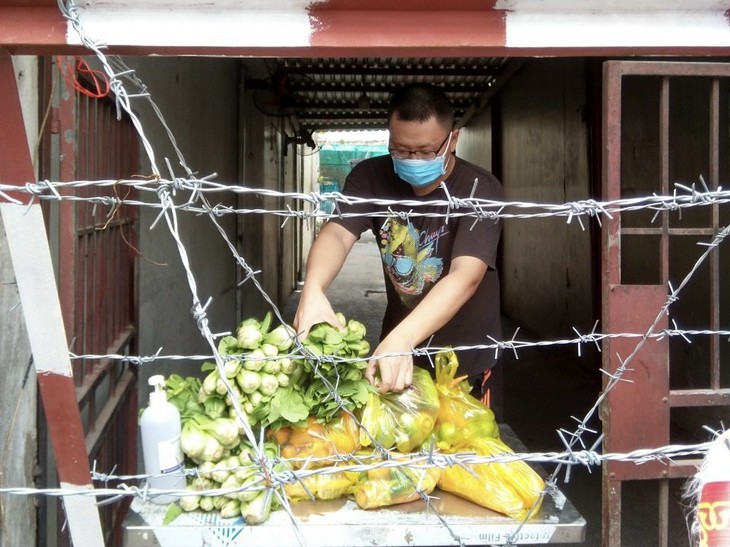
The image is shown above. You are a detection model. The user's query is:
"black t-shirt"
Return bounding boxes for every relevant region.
[331,154,504,379]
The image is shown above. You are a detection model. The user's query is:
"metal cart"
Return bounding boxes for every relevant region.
[123,426,586,546]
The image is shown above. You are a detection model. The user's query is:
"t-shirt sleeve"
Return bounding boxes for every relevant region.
[328,159,378,238]
[450,172,504,269]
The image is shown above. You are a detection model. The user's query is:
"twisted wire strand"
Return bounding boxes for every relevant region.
[69,325,730,367]
[5,177,730,227]
[0,439,710,501]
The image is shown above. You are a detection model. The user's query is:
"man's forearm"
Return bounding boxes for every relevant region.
[387,257,486,348]
[302,222,356,294]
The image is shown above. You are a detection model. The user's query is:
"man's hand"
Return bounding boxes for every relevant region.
[292,289,344,341]
[366,335,414,393]
[363,256,488,393]
[293,222,357,341]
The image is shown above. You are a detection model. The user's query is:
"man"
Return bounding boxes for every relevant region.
[294,83,504,416]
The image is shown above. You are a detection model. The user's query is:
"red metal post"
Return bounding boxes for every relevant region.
[0,48,104,546]
[601,59,730,546]
[55,56,79,374]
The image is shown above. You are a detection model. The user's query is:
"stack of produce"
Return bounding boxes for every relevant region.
[358,366,440,453]
[164,374,242,465]
[270,412,360,467]
[298,315,373,423]
[163,374,290,524]
[283,468,360,502]
[157,315,547,526]
[273,413,361,505]
[175,440,289,525]
[184,311,372,433]
[163,312,373,524]
[433,349,545,521]
[437,436,546,521]
[351,456,441,510]
[432,349,500,448]
[276,370,443,508]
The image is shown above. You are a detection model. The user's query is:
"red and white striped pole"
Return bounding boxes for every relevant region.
[0,49,104,547]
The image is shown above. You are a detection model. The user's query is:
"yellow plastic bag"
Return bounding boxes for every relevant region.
[438,436,545,521]
[284,470,360,502]
[434,349,499,449]
[269,412,360,468]
[353,457,441,509]
[358,367,440,453]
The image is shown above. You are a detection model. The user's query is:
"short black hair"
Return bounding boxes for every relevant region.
[387,83,454,130]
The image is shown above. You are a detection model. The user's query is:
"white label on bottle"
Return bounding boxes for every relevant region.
[157,436,183,474]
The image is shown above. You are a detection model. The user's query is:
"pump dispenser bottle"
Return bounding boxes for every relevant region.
[140,375,185,504]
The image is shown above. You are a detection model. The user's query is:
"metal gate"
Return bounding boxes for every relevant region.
[601,61,730,546]
[38,56,140,547]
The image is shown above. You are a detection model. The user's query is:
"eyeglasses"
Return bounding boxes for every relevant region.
[388,132,452,160]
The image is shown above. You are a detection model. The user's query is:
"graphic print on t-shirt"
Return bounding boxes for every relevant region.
[379,218,445,307]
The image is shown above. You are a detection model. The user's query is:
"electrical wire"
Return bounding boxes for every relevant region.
[56,55,110,99]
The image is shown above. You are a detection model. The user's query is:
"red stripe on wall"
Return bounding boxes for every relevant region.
[0,8,68,49]
[308,9,506,51]
[0,50,33,201]
[309,0,498,10]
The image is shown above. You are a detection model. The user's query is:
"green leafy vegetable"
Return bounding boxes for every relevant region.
[157,311,374,526]
[163,502,183,525]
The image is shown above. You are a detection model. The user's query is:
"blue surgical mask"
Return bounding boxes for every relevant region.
[392,155,447,188]
[391,134,452,188]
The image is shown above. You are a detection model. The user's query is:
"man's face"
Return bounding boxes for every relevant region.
[387,115,454,160]
[387,115,458,194]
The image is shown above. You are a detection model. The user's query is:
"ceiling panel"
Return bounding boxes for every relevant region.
[247,56,515,134]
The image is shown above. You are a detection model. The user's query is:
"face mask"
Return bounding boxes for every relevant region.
[391,134,452,188]
[392,155,447,188]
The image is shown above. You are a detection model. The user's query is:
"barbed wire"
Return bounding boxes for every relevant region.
[0,438,712,503]
[68,322,730,366]
[2,2,725,545]
[3,177,729,229]
[102,160,730,547]
[11,169,725,544]
[50,0,312,536]
[545,219,730,490]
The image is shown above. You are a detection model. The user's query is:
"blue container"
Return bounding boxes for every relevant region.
[318,180,339,214]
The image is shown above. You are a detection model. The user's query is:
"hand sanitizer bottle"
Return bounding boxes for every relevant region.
[140,375,185,504]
